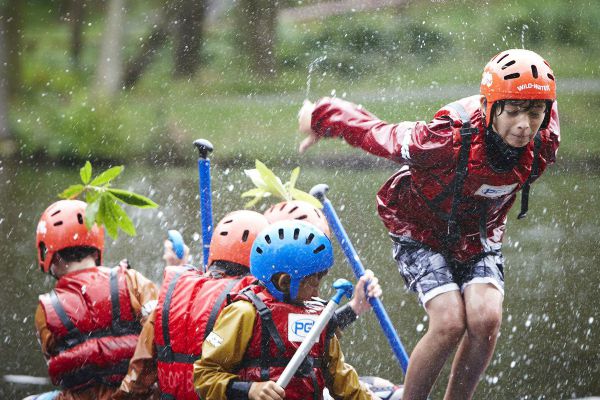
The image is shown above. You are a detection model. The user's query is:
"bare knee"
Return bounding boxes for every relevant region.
[467,304,502,340]
[427,304,466,345]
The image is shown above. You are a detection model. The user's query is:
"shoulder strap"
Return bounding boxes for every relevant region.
[518,132,543,219]
[203,276,246,341]
[241,288,286,355]
[109,267,122,332]
[156,270,189,363]
[445,101,478,243]
[48,290,83,339]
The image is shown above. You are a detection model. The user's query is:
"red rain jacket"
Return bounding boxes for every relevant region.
[311,95,560,262]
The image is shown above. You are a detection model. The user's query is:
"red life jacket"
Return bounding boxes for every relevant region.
[154,266,256,400]
[377,95,559,262]
[234,286,334,400]
[39,264,141,389]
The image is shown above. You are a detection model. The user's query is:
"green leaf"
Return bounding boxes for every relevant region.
[90,165,124,186]
[85,198,101,230]
[290,188,323,209]
[244,169,268,189]
[244,195,264,208]
[80,161,92,184]
[99,195,119,239]
[58,184,84,199]
[241,188,267,198]
[255,160,289,200]
[109,199,137,236]
[107,188,158,208]
[288,167,300,192]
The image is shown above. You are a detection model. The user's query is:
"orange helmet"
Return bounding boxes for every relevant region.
[208,210,270,268]
[36,200,104,274]
[263,200,331,237]
[480,49,556,128]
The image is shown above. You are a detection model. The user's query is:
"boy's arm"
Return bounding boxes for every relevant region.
[34,304,55,358]
[125,269,159,323]
[194,301,257,400]
[326,334,374,400]
[112,310,159,400]
[308,97,454,166]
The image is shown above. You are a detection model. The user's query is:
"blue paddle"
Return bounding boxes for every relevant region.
[310,184,410,374]
[194,139,214,271]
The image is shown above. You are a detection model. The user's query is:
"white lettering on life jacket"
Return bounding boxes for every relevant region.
[401,128,412,160]
[288,314,319,343]
[205,331,223,347]
[475,183,518,198]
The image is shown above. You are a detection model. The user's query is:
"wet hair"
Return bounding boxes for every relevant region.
[207,260,249,277]
[56,246,100,265]
[483,98,552,128]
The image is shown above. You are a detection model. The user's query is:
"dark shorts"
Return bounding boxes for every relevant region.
[392,236,505,306]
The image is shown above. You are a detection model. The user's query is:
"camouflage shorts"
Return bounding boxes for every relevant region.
[392,236,505,306]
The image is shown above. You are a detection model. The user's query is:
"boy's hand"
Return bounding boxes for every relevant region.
[162,239,190,267]
[348,269,382,316]
[249,381,285,400]
[298,100,320,153]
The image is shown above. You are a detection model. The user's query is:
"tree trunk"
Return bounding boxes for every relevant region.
[171,0,207,79]
[0,16,11,142]
[122,14,169,88]
[95,0,125,97]
[4,0,23,97]
[70,0,85,69]
[235,0,278,77]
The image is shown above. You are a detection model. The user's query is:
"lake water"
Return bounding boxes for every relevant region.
[1,159,598,399]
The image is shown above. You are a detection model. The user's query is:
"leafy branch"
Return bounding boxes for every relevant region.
[241,160,322,209]
[58,161,158,239]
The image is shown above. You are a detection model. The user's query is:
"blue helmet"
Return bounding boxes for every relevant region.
[250,220,334,302]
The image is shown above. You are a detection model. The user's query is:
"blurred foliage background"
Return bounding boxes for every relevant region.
[0,0,598,166]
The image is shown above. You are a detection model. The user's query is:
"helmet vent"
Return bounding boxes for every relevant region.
[77,213,84,224]
[39,242,47,261]
[531,65,538,78]
[314,209,322,218]
[503,73,520,80]
[288,206,299,214]
[279,203,287,211]
[255,247,263,254]
[51,210,61,217]
[293,228,300,240]
[223,219,233,224]
[53,221,64,226]
[265,235,272,244]
[313,244,326,254]
[547,73,555,81]
[278,229,284,239]
[220,231,229,236]
[306,233,315,244]
[496,53,509,64]
[241,230,250,242]
[501,60,516,70]
[296,215,307,220]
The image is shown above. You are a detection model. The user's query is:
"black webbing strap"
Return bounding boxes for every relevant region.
[518,132,542,219]
[160,393,177,400]
[241,288,286,380]
[59,359,130,389]
[445,101,478,243]
[109,267,121,332]
[238,357,324,369]
[49,290,82,340]
[203,277,245,341]
[157,270,185,363]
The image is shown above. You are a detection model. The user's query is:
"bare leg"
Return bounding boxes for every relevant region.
[402,291,466,400]
[443,284,503,400]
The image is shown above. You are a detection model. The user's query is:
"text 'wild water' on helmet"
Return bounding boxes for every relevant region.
[208,210,270,268]
[480,49,556,129]
[264,200,331,237]
[36,200,104,273]
[250,220,333,302]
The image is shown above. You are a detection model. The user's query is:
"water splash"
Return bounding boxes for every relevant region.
[521,24,529,49]
[306,56,327,99]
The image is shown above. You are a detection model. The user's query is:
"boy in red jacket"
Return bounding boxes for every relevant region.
[35,200,158,400]
[297,49,559,399]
